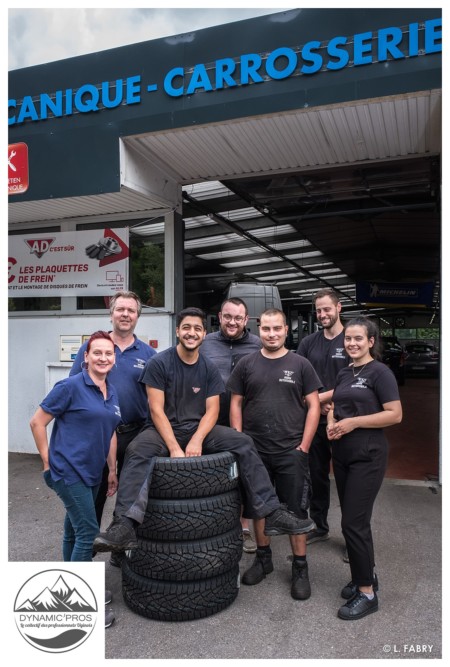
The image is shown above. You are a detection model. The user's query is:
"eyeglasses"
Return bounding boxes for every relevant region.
[221,314,245,323]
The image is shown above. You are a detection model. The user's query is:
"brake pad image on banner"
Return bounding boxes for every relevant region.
[85,237,122,260]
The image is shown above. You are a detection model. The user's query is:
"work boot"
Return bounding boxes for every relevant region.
[264,505,315,536]
[341,573,379,599]
[242,548,274,585]
[93,517,138,553]
[110,552,125,568]
[291,560,311,600]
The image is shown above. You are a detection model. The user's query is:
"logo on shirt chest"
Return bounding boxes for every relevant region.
[133,358,147,369]
[192,387,201,393]
[279,370,295,384]
[351,378,368,389]
[332,347,346,359]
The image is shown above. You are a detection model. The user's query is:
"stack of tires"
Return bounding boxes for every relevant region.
[122,452,243,621]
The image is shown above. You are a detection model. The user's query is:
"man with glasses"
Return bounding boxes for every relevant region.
[93,307,315,556]
[201,297,262,552]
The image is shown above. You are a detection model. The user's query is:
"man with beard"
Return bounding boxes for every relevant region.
[201,297,262,426]
[201,297,262,552]
[227,309,321,599]
[296,288,349,548]
[93,307,315,553]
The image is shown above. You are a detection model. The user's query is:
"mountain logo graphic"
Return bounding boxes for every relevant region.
[14,569,98,653]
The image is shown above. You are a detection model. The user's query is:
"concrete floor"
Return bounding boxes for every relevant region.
[8,449,442,660]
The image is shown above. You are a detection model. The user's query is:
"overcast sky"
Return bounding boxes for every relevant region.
[8,6,290,71]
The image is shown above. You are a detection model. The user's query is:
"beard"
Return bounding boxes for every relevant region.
[319,312,339,329]
[178,336,202,351]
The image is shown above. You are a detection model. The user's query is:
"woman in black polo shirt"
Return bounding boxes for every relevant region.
[327,317,402,621]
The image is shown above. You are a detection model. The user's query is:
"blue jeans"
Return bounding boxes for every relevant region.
[43,470,100,562]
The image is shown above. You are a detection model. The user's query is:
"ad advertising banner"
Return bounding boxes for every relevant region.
[8,228,129,297]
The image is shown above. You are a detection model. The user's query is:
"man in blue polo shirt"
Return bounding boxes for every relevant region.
[70,290,156,551]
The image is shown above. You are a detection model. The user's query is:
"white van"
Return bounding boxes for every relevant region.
[226,282,282,335]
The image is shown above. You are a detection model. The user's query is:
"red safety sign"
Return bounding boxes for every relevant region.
[8,142,29,195]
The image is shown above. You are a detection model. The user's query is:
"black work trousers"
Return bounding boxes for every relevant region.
[94,425,144,528]
[308,423,332,533]
[114,424,281,524]
[332,429,388,587]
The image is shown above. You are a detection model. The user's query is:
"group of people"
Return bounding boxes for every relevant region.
[30,288,402,624]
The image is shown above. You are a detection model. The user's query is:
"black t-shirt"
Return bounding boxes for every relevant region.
[297,329,349,390]
[332,360,400,424]
[139,347,225,436]
[227,350,322,454]
[297,330,349,423]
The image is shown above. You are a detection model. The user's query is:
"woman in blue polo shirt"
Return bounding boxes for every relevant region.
[30,330,121,562]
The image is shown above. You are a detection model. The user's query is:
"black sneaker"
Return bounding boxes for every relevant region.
[105,608,115,628]
[337,591,378,620]
[341,573,379,599]
[242,549,274,585]
[110,552,125,568]
[264,505,315,536]
[306,529,330,545]
[291,561,311,600]
[93,518,138,553]
[105,589,112,605]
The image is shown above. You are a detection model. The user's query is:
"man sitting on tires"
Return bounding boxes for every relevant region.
[93,307,315,554]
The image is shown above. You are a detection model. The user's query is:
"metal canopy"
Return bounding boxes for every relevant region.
[8,90,441,319]
[168,92,440,318]
[180,154,440,318]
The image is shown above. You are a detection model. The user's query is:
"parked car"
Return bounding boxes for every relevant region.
[381,336,406,385]
[404,342,439,377]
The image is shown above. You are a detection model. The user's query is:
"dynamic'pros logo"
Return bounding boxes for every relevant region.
[14,569,98,653]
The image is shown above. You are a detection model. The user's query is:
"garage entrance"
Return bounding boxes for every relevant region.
[8,8,441,480]
[386,378,439,481]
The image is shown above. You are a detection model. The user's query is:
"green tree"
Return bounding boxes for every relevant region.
[130,242,165,307]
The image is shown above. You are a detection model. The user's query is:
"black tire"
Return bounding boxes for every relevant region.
[137,490,241,541]
[126,526,243,581]
[149,452,239,499]
[122,560,240,622]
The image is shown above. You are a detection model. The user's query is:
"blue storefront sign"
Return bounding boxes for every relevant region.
[8,17,441,127]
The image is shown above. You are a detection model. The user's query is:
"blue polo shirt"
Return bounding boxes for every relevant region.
[70,336,156,424]
[41,370,122,486]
